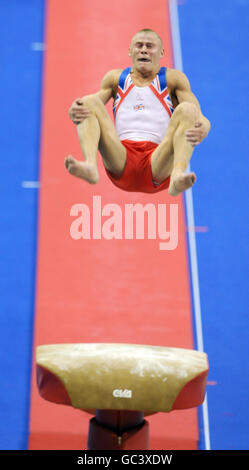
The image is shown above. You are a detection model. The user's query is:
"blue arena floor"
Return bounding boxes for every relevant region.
[178,0,249,449]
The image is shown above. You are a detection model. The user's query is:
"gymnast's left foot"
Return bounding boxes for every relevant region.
[169,168,196,196]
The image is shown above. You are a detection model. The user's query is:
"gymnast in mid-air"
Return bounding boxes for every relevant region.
[65,29,211,196]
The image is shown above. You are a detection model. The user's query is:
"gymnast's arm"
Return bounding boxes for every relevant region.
[168,68,211,146]
[68,69,121,124]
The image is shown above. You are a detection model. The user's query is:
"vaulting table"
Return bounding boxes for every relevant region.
[36,343,209,449]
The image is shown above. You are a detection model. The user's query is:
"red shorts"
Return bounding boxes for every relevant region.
[105,140,170,193]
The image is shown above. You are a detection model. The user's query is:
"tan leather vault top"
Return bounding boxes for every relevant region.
[36,343,208,413]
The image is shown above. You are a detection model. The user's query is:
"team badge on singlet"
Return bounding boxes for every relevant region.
[133,103,145,111]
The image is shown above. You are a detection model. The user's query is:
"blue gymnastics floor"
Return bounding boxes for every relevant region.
[0,0,248,450]
[0,0,45,450]
[178,0,249,449]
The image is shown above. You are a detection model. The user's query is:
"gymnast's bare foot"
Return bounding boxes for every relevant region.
[65,155,99,184]
[168,169,196,196]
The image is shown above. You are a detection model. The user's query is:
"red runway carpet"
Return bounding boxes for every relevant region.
[28,0,198,449]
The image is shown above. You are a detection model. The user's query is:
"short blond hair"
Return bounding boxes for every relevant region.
[132,29,163,47]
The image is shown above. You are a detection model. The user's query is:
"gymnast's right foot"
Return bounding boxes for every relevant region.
[65,155,99,184]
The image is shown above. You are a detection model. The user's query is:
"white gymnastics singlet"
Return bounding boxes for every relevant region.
[113,66,174,144]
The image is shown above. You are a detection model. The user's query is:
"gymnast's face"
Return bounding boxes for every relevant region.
[129,32,164,73]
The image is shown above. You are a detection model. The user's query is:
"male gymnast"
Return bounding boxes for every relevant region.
[65,29,210,196]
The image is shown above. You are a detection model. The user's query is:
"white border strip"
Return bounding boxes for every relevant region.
[22,181,41,188]
[168,0,211,450]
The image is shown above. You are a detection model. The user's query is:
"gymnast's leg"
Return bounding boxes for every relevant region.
[150,101,199,196]
[65,95,126,184]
